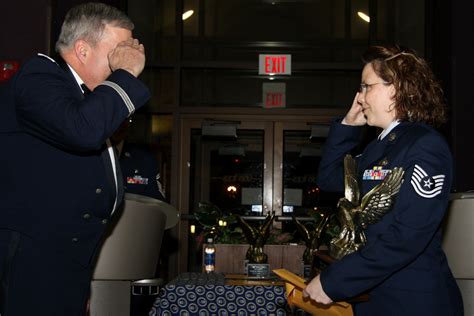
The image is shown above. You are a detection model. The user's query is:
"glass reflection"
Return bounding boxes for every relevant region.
[281,130,339,234]
[189,129,264,216]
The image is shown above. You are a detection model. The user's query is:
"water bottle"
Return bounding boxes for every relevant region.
[204,237,216,273]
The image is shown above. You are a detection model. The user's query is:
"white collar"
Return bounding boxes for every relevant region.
[67,64,86,93]
[379,120,400,140]
[36,54,86,94]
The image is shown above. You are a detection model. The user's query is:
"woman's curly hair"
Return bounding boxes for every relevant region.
[362,45,446,126]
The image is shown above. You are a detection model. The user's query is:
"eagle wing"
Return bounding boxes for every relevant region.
[236,215,256,244]
[260,213,275,242]
[357,167,405,229]
[344,155,360,205]
[293,216,311,242]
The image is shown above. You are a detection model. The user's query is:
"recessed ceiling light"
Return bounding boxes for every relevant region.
[182,10,194,20]
[357,11,370,23]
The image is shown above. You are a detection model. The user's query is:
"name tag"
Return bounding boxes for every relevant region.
[363,166,390,180]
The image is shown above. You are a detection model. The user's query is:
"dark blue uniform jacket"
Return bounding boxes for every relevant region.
[317,120,463,316]
[0,54,150,267]
[120,144,165,201]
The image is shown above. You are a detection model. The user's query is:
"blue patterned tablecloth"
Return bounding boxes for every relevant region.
[149,284,289,315]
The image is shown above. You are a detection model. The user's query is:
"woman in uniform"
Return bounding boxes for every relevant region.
[303,45,463,316]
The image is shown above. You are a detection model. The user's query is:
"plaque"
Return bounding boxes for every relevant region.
[273,269,354,315]
[247,263,270,278]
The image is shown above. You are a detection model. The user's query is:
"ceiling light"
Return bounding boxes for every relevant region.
[358,11,370,23]
[182,10,194,20]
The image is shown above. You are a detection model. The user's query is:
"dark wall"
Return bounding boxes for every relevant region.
[426,0,473,192]
[449,1,474,192]
[0,0,120,63]
[0,0,51,63]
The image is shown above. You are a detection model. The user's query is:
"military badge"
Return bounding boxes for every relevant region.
[410,164,445,198]
[126,175,149,185]
[363,166,391,180]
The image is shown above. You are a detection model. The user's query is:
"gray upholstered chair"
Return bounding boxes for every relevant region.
[90,193,179,316]
[442,192,474,316]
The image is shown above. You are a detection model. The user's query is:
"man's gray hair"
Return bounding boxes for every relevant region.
[55,2,134,53]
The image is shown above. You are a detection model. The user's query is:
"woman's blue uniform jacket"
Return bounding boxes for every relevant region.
[317,120,463,316]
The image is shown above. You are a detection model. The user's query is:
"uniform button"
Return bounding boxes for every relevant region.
[388,132,397,142]
[72,237,79,243]
[95,188,102,194]
[83,213,91,220]
[101,219,108,225]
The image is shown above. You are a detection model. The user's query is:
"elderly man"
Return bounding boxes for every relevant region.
[0,3,150,315]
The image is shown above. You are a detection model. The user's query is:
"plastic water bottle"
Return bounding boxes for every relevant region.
[204,238,216,273]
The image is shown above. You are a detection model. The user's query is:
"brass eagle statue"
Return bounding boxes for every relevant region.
[329,155,404,260]
[293,209,330,265]
[236,213,275,264]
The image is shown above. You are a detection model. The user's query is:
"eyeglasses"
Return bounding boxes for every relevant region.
[359,82,389,93]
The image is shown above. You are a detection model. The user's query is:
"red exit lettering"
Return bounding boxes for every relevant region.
[265,93,283,107]
[265,56,287,74]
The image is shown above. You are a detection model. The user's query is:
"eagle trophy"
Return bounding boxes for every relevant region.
[330,155,404,260]
[236,213,275,264]
[293,209,330,265]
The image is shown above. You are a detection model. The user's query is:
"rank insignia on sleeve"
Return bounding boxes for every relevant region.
[410,164,445,198]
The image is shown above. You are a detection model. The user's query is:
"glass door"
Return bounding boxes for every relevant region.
[177,118,273,272]
[177,117,341,273]
[273,122,340,235]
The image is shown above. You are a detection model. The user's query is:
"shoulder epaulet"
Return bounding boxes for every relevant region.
[37,53,58,65]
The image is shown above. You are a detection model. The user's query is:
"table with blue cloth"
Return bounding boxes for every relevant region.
[149,272,292,315]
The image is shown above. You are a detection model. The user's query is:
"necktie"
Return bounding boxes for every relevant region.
[81,83,91,96]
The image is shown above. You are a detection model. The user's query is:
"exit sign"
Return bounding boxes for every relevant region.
[258,54,291,75]
[262,82,286,108]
